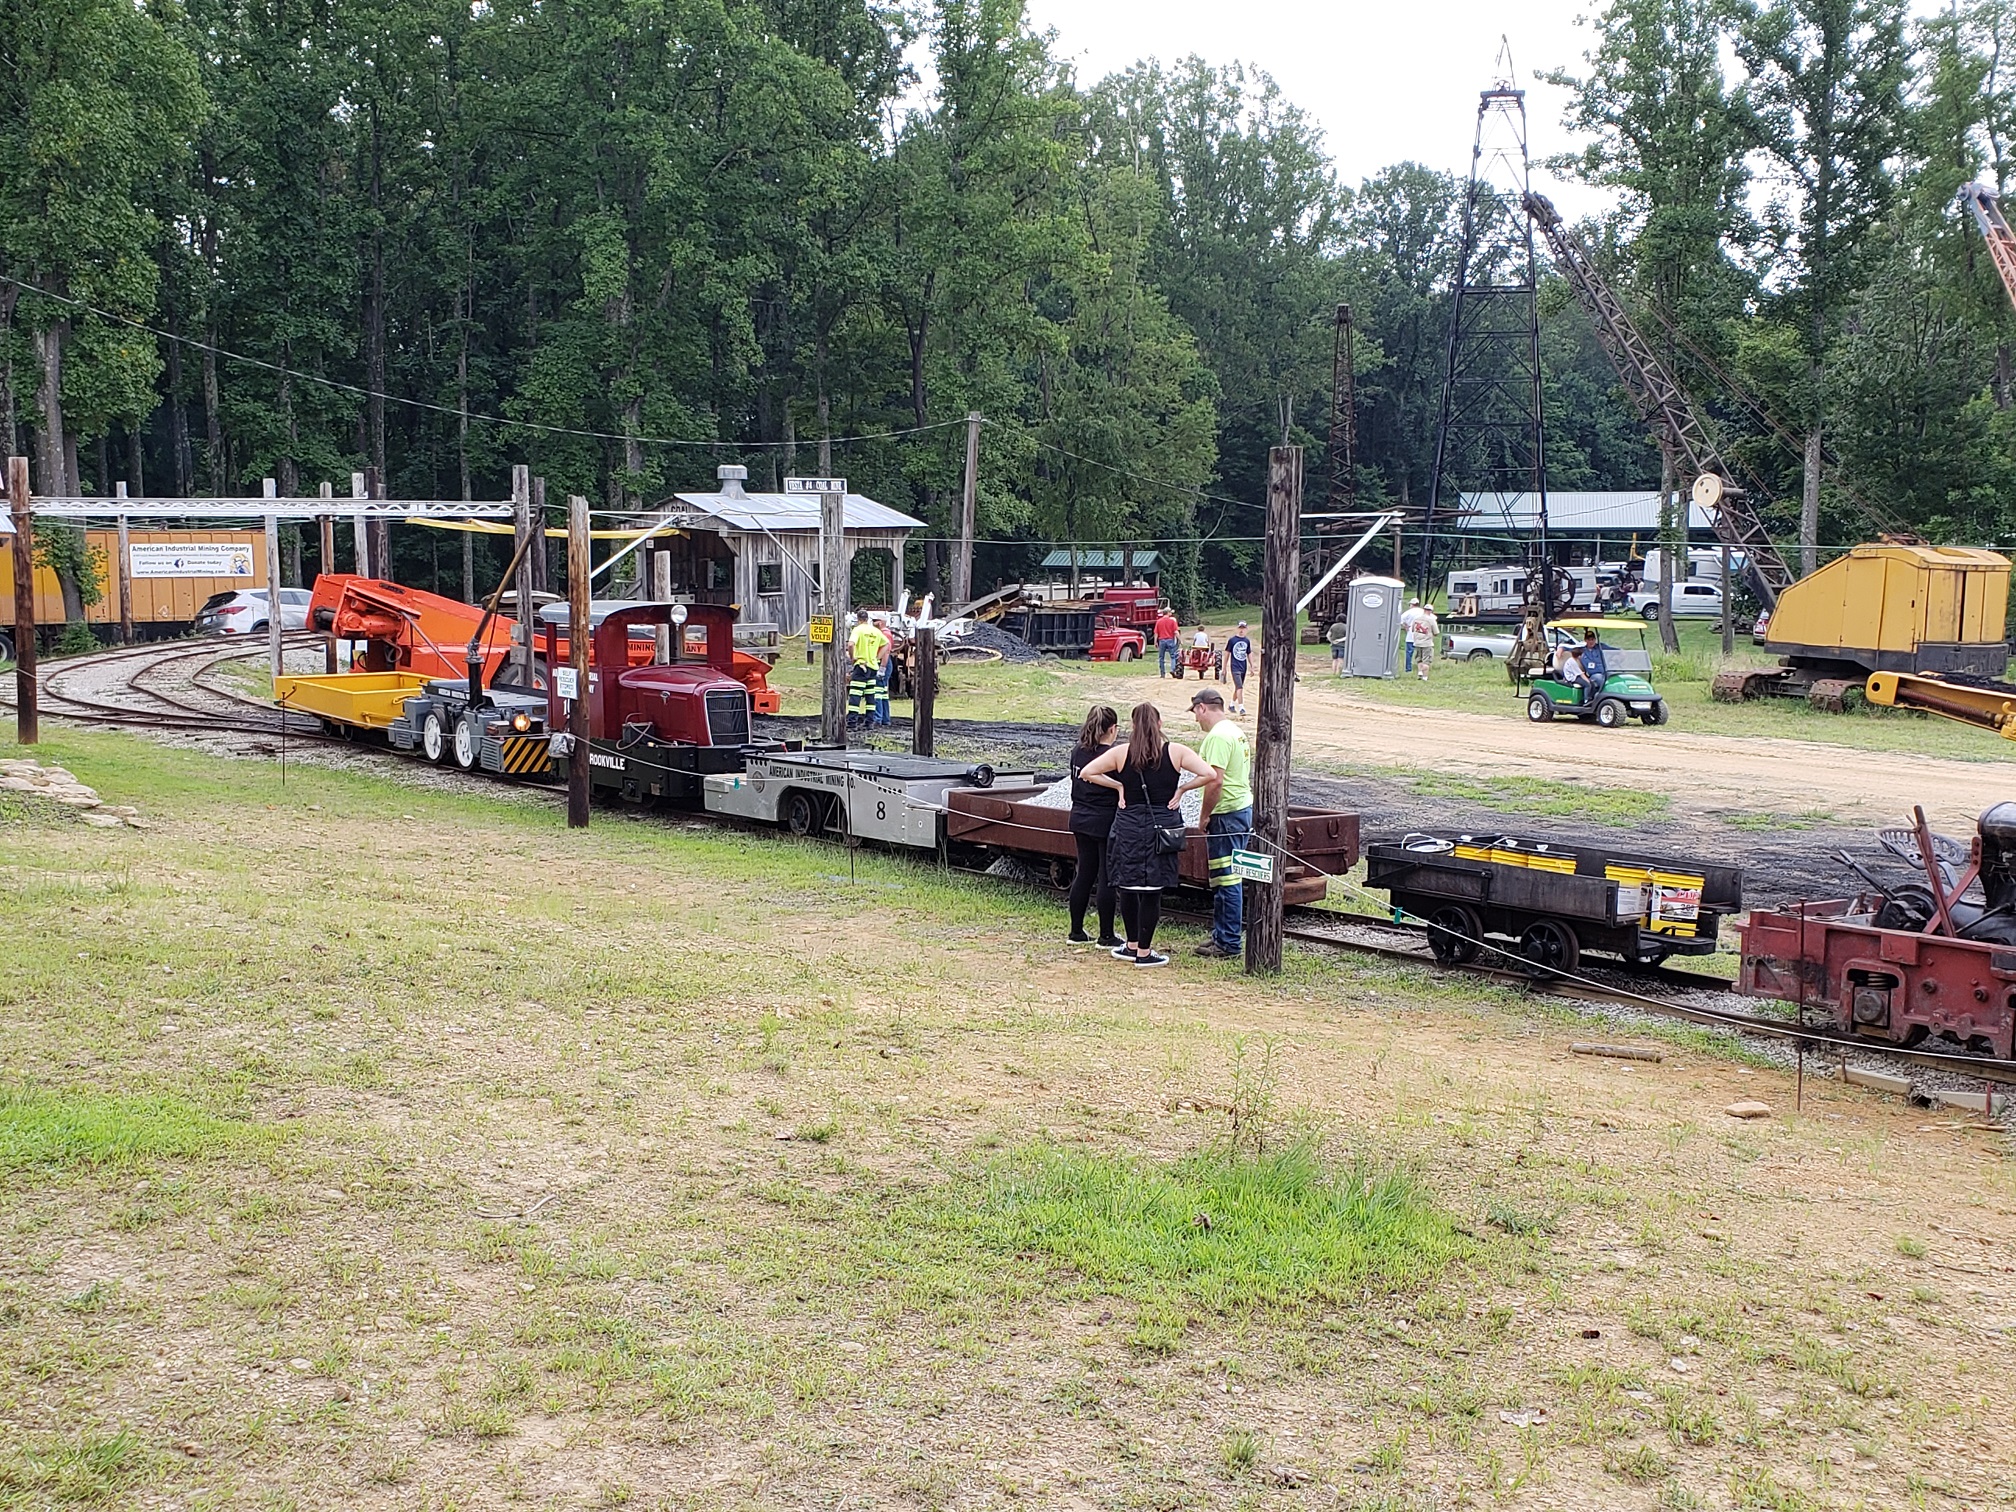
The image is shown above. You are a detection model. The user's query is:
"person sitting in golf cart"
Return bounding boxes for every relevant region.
[1578,627,1608,691]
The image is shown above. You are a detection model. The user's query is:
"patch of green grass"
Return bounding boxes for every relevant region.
[1221,1427,1259,1475]
[0,1428,149,1504]
[0,1085,251,1177]
[1720,809,1835,832]
[1402,771,1669,828]
[0,791,86,828]
[1895,1234,1927,1259]
[907,1140,1461,1312]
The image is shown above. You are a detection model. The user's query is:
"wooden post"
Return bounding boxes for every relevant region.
[9,456,36,744]
[263,479,285,683]
[567,492,591,829]
[530,475,550,596]
[511,464,533,681]
[1720,540,1734,657]
[1392,520,1403,580]
[366,465,390,584]
[351,471,370,577]
[912,623,937,757]
[1246,445,1302,976]
[114,484,133,646]
[953,411,981,607]
[651,547,673,662]
[820,485,848,746]
[318,484,337,672]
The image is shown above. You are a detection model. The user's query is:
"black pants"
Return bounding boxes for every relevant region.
[1069,831,1116,938]
[1119,889,1162,950]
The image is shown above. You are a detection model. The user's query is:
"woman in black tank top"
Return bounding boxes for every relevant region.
[1077,702,1217,966]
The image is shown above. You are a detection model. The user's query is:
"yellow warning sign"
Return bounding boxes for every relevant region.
[809,614,835,645]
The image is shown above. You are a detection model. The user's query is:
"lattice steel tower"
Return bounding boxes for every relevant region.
[1418,50,1550,605]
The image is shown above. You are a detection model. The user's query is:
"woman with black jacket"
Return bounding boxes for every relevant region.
[1066,705,1123,947]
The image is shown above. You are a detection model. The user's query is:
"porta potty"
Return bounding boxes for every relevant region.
[1344,575,1404,678]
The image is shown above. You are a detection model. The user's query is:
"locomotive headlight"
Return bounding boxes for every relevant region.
[669,603,688,626]
[511,712,531,732]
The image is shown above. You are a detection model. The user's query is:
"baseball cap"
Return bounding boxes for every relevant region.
[1236,619,1248,628]
[1188,687,1225,710]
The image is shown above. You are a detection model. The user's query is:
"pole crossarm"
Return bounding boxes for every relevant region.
[27,496,518,520]
[1524,191,1793,607]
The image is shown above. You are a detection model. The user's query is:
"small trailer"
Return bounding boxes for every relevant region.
[1363,834,1744,974]
[705,750,1028,847]
[945,786,1361,904]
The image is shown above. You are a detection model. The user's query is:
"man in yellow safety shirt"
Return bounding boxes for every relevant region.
[846,610,887,732]
[1189,687,1252,959]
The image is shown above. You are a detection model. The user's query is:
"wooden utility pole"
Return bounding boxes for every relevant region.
[651,547,673,662]
[366,465,391,583]
[511,464,534,683]
[263,479,285,682]
[351,472,371,578]
[114,484,133,646]
[912,623,937,757]
[566,492,591,829]
[1720,540,1734,657]
[9,456,36,744]
[1246,445,1303,976]
[820,484,848,745]
[318,485,337,672]
[530,475,550,595]
[953,411,981,607]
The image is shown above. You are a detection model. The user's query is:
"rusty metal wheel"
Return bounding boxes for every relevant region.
[1807,678,1859,713]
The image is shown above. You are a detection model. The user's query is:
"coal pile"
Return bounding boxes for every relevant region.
[941,619,1044,663]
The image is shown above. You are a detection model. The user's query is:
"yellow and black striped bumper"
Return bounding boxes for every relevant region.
[494,734,554,776]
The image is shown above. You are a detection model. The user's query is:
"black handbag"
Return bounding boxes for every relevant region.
[1151,810,1188,855]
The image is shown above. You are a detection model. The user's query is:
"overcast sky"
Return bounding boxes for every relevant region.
[1024,0,1612,215]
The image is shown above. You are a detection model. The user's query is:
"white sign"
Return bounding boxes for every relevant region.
[1230,848,1276,884]
[128,542,257,579]
[553,666,579,701]
[783,477,847,495]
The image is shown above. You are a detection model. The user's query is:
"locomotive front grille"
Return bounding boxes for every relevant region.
[704,690,751,747]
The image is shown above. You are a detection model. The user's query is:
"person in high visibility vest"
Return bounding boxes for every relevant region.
[846,610,887,731]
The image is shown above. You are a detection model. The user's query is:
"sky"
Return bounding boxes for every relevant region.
[1023,0,1614,217]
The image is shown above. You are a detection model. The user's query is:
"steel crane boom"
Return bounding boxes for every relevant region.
[1959,183,2016,313]
[1523,191,1793,609]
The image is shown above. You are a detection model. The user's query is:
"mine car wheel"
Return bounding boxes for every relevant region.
[1519,918,1580,979]
[782,790,825,838]
[1526,693,1554,723]
[452,713,481,771]
[1426,905,1483,967]
[420,709,449,764]
[1595,697,1626,728]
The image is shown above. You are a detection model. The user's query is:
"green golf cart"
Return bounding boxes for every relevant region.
[1524,618,1669,728]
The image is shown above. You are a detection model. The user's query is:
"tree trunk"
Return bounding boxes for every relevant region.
[166,308,192,496]
[366,102,388,486]
[126,421,144,496]
[202,344,224,493]
[1800,421,1821,579]
[33,318,68,495]
[0,285,17,459]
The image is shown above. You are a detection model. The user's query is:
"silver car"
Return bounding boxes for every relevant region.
[192,588,312,635]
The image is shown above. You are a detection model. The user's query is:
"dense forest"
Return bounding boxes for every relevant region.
[6,0,2016,611]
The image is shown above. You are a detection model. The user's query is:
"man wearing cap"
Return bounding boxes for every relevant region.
[1399,597,1433,676]
[1189,688,1252,960]
[1223,620,1254,715]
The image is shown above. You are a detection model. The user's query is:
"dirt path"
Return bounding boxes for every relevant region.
[1066,665,2011,833]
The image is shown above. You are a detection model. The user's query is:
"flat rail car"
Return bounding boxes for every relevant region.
[1364,834,1744,974]
[945,786,1361,904]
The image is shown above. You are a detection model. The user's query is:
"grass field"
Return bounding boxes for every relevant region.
[2,723,2013,1509]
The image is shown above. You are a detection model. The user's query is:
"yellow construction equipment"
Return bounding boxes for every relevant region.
[1712,543,2010,710]
[1867,670,2016,741]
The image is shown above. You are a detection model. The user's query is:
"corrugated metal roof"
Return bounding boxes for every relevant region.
[1456,491,1714,532]
[1038,549,1160,570]
[667,491,923,533]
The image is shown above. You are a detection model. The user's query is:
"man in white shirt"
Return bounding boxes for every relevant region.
[1400,599,1433,677]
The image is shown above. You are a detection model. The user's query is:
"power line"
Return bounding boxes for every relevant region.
[0,274,966,453]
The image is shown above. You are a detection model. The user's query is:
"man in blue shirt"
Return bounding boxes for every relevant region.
[1223,621,1253,715]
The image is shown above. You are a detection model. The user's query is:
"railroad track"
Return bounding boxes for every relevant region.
[3,635,336,740]
[11,640,2016,1094]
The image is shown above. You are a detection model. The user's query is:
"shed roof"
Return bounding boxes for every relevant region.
[1456,491,1715,532]
[1037,549,1160,570]
[667,490,923,534]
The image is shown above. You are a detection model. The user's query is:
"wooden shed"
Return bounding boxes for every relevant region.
[647,468,922,636]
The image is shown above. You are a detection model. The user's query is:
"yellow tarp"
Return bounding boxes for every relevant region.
[405,517,679,541]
